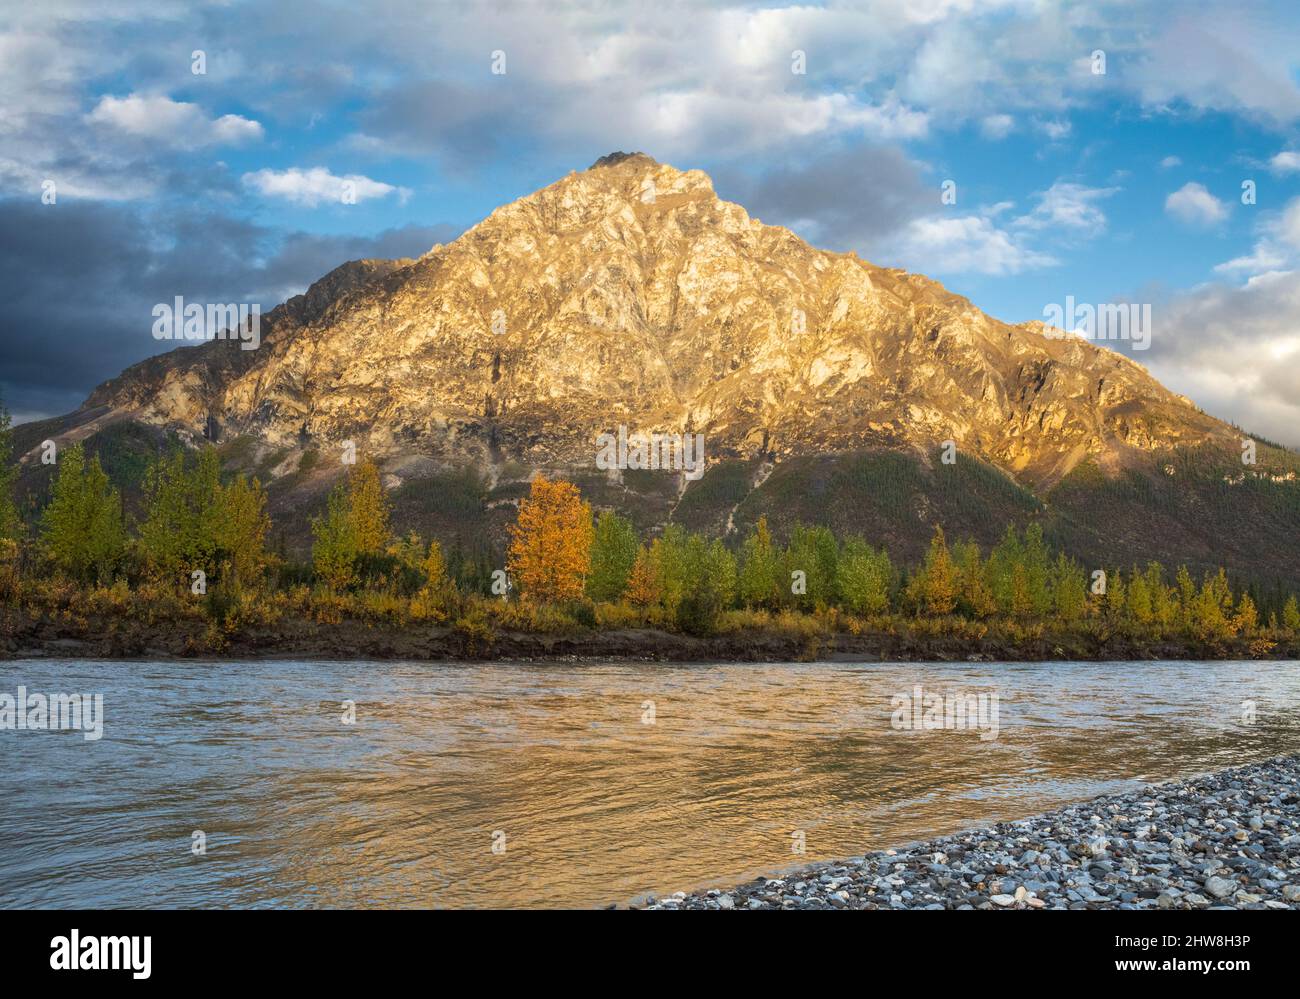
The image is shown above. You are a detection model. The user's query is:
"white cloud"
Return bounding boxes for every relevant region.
[1034,118,1072,141]
[1132,13,1300,128]
[1214,195,1300,278]
[1215,246,1288,276]
[893,214,1056,275]
[980,113,1014,139]
[1164,182,1228,226]
[87,93,262,149]
[1270,150,1300,174]
[1159,155,1181,169]
[1014,181,1118,237]
[1146,269,1300,446]
[242,166,411,207]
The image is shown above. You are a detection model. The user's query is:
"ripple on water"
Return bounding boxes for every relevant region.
[1,658,1298,908]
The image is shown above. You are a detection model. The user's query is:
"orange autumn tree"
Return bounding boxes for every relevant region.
[507,476,594,602]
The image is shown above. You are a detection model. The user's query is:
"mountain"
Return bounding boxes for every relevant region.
[15,153,1300,587]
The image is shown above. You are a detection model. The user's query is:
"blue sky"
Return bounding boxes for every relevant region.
[3,0,1300,443]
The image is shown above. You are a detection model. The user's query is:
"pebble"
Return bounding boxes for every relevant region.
[642,755,1300,911]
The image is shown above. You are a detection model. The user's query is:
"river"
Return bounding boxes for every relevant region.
[2,658,1298,908]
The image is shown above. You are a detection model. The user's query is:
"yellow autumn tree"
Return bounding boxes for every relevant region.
[348,458,391,555]
[412,538,456,621]
[507,476,593,603]
[919,525,958,616]
[625,542,663,608]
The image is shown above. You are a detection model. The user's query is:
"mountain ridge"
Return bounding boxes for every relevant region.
[17,154,1300,586]
[79,153,1233,484]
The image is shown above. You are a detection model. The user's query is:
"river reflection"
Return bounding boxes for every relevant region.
[1,658,1298,908]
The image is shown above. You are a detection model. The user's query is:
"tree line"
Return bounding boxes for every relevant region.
[1,413,1296,644]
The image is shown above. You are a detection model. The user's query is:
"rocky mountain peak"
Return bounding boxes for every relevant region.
[588,150,657,170]
[81,155,1237,494]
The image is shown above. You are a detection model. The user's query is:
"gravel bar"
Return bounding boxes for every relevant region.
[642,755,1300,910]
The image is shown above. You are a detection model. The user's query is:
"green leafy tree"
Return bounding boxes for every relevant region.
[412,538,457,620]
[1126,566,1154,626]
[215,473,271,588]
[1050,552,1087,624]
[1146,563,1177,632]
[312,486,358,589]
[1021,523,1052,616]
[586,510,639,602]
[1191,569,1234,642]
[139,447,222,581]
[311,460,397,589]
[1103,567,1128,625]
[656,525,692,614]
[1175,565,1197,632]
[1283,594,1300,633]
[986,525,1024,614]
[838,537,894,615]
[953,539,995,618]
[39,443,127,583]
[737,516,781,609]
[782,523,838,611]
[674,535,736,635]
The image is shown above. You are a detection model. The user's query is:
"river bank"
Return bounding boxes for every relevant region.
[639,756,1300,910]
[3,610,1297,663]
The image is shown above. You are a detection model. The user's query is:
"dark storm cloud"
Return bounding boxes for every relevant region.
[712,145,932,253]
[353,79,556,173]
[0,199,459,422]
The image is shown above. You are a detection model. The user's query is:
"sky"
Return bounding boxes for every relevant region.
[2,0,1300,445]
